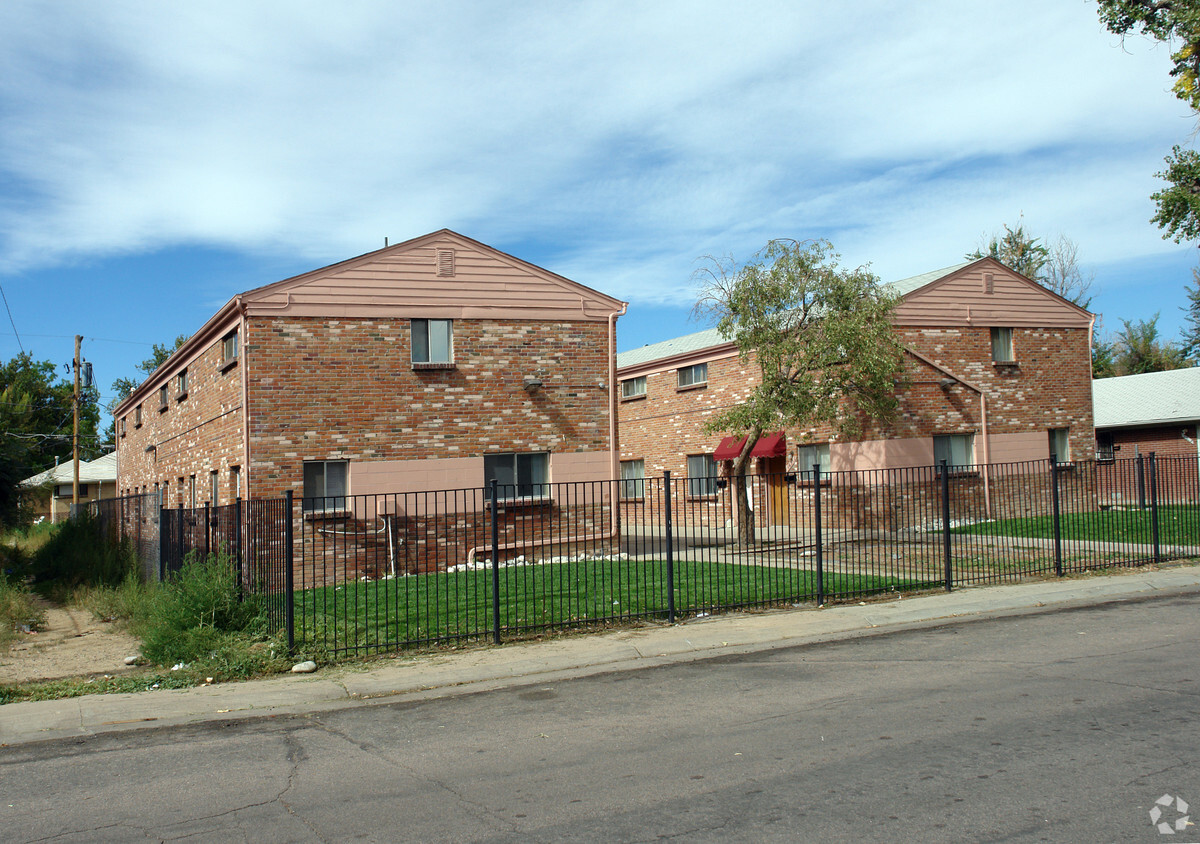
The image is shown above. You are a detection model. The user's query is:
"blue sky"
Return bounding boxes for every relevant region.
[0,1,1196,420]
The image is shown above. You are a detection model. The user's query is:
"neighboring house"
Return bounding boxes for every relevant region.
[113,230,626,571]
[21,452,118,523]
[616,257,1095,523]
[1093,368,1200,505]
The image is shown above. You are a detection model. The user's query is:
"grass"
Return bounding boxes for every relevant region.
[950,505,1200,546]
[294,559,940,655]
[0,575,45,650]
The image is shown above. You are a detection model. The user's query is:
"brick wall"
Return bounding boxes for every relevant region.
[1098,425,1199,505]
[244,316,613,501]
[116,331,244,507]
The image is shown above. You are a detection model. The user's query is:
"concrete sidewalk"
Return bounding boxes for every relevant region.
[4,564,1200,747]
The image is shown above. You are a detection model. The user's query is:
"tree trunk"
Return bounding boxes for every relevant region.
[730,427,762,547]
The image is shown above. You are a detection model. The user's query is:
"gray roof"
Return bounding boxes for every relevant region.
[1093,368,1200,429]
[21,452,118,488]
[617,326,732,370]
[617,261,975,370]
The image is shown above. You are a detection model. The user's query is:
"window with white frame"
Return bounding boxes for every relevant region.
[990,327,1014,363]
[303,460,348,512]
[621,376,646,399]
[687,454,717,497]
[677,363,708,388]
[1048,427,1070,462]
[620,459,645,499]
[412,318,453,364]
[230,465,241,499]
[484,452,549,500]
[933,434,975,472]
[797,443,831,481]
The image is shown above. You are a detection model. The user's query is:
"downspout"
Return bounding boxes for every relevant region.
[608,302,628,535]
[238,298,250,499]
[979,392,991,518]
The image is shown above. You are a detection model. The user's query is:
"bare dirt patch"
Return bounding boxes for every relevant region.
[0,602,143,685]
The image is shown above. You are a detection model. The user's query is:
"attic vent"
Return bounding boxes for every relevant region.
[982,273,994,295]
[436,249,455,278]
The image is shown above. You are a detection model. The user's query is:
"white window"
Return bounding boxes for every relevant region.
[678,363,708,388]
[797,443,831,481]
[484,452,549,500]
[230,465,241,499]
[687,454,717,497]
[1049,428,1070,462]
[621,376,646,399]
[222,330,239,364]
[934,434,974,471]
[412,318,453,364]
[990,327,1014,363]
[620,459,645,499]
[303,460,348,512]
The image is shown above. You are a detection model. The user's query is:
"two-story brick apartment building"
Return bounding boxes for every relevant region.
[115,230,626,527]
[616,257,1095,524]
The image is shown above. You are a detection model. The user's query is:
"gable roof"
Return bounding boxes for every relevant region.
[617,326,732,370]
[21,452,118,488]
[1093,368,1200,429]
[883,261,974,298]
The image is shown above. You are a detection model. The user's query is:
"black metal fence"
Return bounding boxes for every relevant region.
[85,454,1200,658]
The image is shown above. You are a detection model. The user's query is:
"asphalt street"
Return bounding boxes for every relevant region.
[3,591,1198,843]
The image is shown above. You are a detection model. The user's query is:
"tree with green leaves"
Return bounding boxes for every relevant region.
[693,239,905,544]
[1098,1,1200,241]
[968,220,1094,307]
[0,353,101,526]
[1096,313,1190,376]
[1181,268,1200,357]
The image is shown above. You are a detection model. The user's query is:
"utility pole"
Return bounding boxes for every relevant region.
[73,334,81,512]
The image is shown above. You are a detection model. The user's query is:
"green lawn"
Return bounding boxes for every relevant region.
[293,559,939,654]
[949,505,1200,546]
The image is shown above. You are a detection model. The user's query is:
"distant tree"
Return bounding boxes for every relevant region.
[1097,1,1200,242]
[107,334,189,416]
[1092,333,1118,379]
[1100,314,1191,376]
[0,353,101,526]
[693,239,905,545]
[1181,268,1200,358]
[968,221,1094,307]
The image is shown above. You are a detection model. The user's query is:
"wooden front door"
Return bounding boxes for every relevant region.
[765,455,788,526]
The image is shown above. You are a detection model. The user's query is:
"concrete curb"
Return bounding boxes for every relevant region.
[3,564,1199,747]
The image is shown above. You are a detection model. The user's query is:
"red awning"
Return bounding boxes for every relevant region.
[712,435,748,461]
[750,431,787,459]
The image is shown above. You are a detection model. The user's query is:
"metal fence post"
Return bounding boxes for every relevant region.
[814,464,824,606]
[490,480,502,644]
[664,470,675,623]
[940,460,952,592]
[1137,453,1147,510]
[177,502,185,571]
[204,501,211,558]
[235,496,243,600]
[158,504,166,582]
[284,490,294,653]
[1050,454,1063,577]
[1149,452,1161,564]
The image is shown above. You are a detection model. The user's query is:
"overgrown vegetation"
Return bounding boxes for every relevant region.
[25,511,138,593]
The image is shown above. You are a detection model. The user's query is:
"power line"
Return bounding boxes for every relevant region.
[0,331,155,347]
[0,284,23,353]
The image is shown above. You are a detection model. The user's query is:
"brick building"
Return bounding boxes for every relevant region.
[114,230,626,518]
[616,257,1095,523]
[1093,368,1200,505]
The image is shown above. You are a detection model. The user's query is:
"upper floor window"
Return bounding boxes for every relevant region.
[934,434,974,472]
[176,369,188,398]
[158,384,169,411]
[1048,427,1070,462]
[485,452,548,500]
[990,327,1014,363]
[134,404,143,427]
[119,416,126,437]
[303,460,348,512]
[621,376,647,399]
[412,318,453,365]
[677,362,708,389]
[222,330,239,365]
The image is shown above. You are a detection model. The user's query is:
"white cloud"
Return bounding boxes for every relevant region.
[0,0,1192,317]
